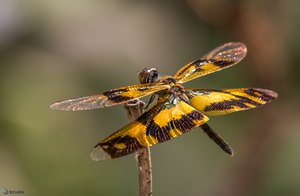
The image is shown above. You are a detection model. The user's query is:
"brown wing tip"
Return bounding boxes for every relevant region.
[49,102,64,110]
[49,95,107,111]
[208,42,248,63]
[229,42,247,60]
[254,88,278,100]
[50,102,64,110]
[232,42,246,48]
[90,144,111,161]
[238,42,247,54]
[49,101,80,111]
[225,42,246,48]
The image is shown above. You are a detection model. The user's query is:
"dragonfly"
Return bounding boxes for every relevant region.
[50,42,278,161]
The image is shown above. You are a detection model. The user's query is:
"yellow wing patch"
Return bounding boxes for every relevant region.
[187,88,278,116]
[90,95,209,160]
[152,99,191,127]
[147,98,209,142]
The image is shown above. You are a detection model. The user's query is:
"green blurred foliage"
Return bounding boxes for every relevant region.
[0,0,299,196]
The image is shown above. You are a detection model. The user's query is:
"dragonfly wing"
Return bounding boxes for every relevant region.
[90,94,209,160]
[50,83,168,111]
[174,42,247,83]
[186,88,278,116]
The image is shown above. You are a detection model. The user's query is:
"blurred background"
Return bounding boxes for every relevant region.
[0,0,299,195]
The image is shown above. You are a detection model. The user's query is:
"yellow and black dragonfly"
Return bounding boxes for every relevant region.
[50,42,277,160]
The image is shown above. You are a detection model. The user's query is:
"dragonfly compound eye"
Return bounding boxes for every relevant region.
[139,68,159,84]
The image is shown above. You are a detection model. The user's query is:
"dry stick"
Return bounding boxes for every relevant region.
[125,100,153,196]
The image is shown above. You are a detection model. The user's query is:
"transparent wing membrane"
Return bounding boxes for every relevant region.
[50,83,168,111]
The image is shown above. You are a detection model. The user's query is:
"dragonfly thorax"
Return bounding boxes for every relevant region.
[160,76,177,86]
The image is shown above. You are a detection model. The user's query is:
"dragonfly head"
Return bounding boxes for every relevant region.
[139,68,160,84]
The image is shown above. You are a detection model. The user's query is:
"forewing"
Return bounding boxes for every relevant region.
[186,88,278,116]
[174,42,247,83]
[90,95,209,160]
[50,83,168,111]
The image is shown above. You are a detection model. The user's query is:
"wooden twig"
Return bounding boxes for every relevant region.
[125,100,153,196]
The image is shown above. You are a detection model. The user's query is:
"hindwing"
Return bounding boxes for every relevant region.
[90,95,209,160]
[186,88,278,116]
